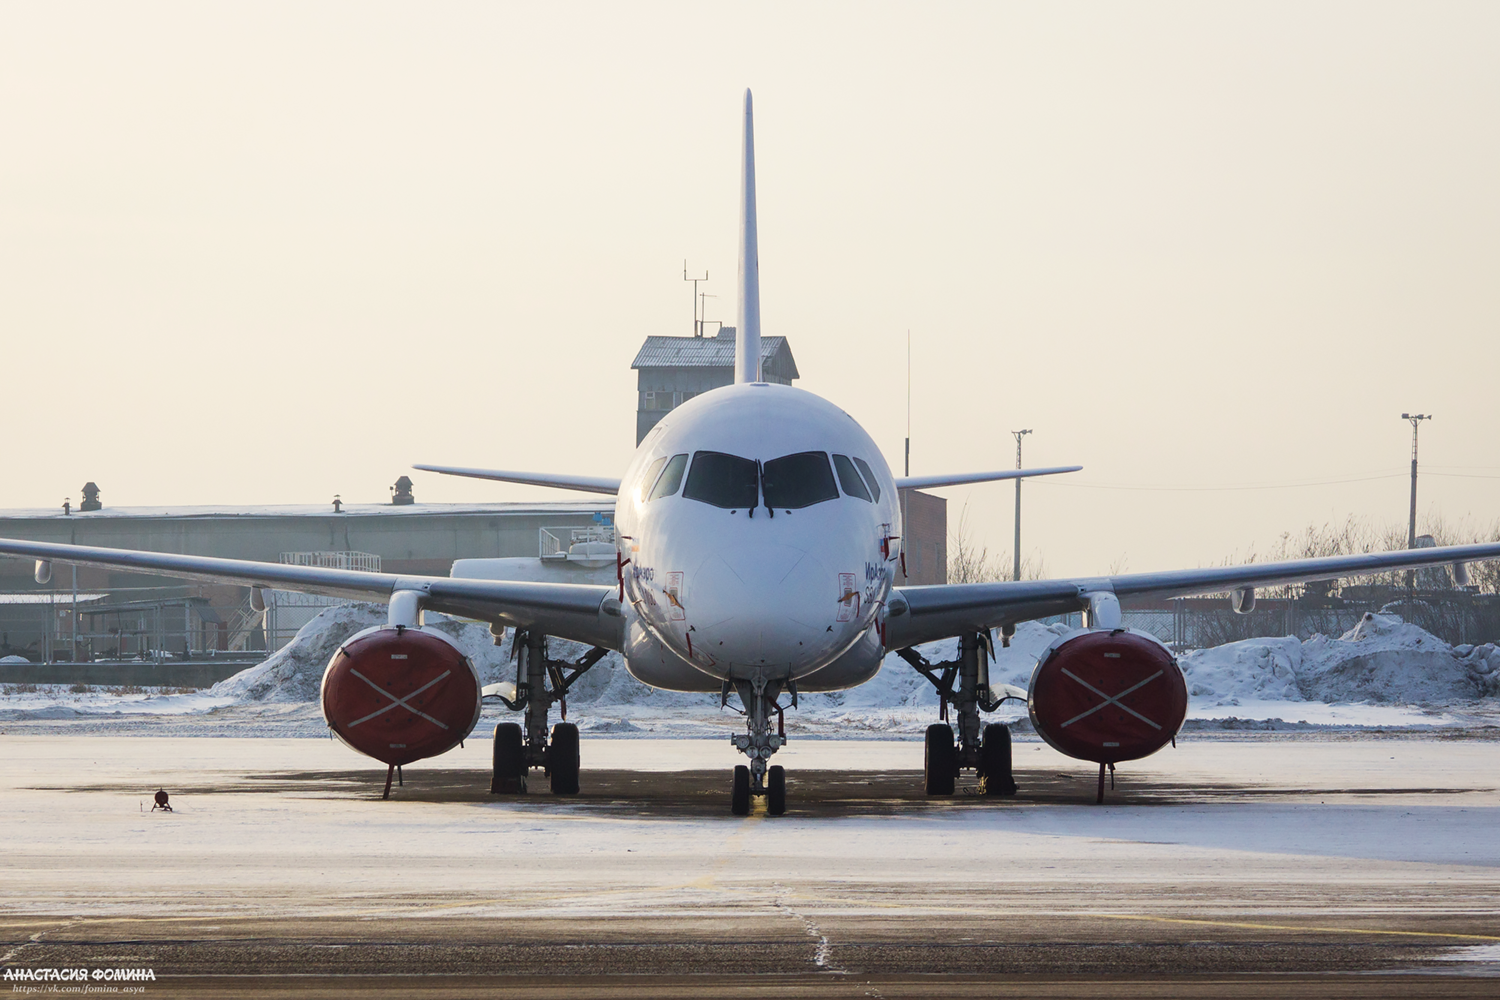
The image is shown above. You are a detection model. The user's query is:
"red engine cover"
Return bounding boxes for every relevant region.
[320,625,482,767]
[1028,629,1187,764]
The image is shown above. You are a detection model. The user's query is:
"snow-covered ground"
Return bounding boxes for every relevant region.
[2,736,1498,926]
[2,605,1498,736]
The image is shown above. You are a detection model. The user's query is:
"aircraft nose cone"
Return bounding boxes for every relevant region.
[692,543,833,667]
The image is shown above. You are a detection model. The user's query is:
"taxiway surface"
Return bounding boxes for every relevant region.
[2,735,1498,996]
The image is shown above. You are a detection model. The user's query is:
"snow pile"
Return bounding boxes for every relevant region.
[210,603,528,703]
[796,622,1068,714]
[206,610,1069,716]
[211,604,385,703]
[189,604,1500,728]
[1181,636,1304,704]
[207,603,710,711]
[1183,612,1500,707]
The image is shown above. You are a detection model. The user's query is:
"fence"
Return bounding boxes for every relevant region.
[1039,591,1499,650]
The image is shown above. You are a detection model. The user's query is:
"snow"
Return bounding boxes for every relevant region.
[1440,945,1500,968]
[1182,612,1500,709]
[3,609,1498,735]
[1,736,1498,925]
[0,686,239,719]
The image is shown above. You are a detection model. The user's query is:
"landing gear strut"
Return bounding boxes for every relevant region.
[726,673,790,816]
[488,629,606,796]
[899,631,1019,798]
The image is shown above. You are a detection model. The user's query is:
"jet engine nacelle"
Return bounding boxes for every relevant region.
[320,624,483,767]
[1027,628,1187,765]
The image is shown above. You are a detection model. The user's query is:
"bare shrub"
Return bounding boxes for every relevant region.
[947,505,1048,584]
[1216,514,1500,597]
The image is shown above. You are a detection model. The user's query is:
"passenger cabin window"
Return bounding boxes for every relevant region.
[762,452,839,509]
[637,457,667,502]
[853,457,881,502]
[833,455,872,502]
[648,454,689,501]
[683,452,760,510]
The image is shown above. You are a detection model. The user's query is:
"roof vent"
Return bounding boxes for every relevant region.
[391,476,415,506]
[80,482,102,512]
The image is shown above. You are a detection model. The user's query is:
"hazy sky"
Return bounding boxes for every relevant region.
[2,2,1496,577]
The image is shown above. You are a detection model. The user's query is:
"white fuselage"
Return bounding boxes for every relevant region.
[614,382,900,692]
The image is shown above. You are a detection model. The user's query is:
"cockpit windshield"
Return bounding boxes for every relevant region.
[832,454,872,502]
[762,452,839,509]
[683,452,760,509]
[648,454,688,501]
[636,456,667,502]
[852,457,881,502]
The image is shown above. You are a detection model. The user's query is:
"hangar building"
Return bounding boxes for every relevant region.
[0,329,947,674]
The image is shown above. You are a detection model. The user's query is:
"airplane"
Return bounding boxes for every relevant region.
[3,90,1498,815]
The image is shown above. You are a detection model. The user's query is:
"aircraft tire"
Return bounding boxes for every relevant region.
[490,722,527,794]
[979,723,1018,797]
[766,765,786,816]
[924,723,956,796]
[731,765,752,816]
[549,723,580,795]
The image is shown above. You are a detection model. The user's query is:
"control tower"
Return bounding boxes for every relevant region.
[630,328,799,444]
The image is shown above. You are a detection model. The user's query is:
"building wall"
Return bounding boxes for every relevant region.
[0,504,612,586]
[897,489,947,586]
[0,504,613,658]
[635,367,738,443]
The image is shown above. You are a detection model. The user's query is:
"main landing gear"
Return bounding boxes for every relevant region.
[488,628,607,797]
[725,674,791,816]
[899,631,1020,798]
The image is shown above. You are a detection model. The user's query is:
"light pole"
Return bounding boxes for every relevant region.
[1011,429,1032,582]
[1401,413,1431,591]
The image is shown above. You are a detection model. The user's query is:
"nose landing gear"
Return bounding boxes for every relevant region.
[726,674,790,816]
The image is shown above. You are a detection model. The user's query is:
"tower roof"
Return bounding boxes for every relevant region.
[630,328,799,379]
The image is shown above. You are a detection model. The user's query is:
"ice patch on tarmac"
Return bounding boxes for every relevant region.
[1433,944,1500,976]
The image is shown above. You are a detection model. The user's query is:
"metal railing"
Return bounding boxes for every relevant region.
[279,551,382,572]
[538,525,615,559]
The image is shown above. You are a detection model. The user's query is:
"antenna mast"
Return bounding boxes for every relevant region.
[683,261,709,337]
[905,330,911,477]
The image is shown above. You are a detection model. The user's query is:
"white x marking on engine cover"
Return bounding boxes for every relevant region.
[347,668,453,730]
[1059,668,1164,730]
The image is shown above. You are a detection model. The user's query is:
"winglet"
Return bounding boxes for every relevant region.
[735,88,761,384]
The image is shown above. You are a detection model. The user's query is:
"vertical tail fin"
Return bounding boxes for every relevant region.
[735,89,761,384]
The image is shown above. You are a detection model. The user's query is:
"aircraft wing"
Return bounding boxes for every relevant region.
[412,464,622,496]
[0,538,621,649]
[415,463,1083,495]
[894,466,1082,490]
[885,541,1500,649]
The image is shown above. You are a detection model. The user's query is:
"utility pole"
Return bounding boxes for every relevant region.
[1401,413,1431,591]
[683,262,709,337]
[1012,429,1032,582]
